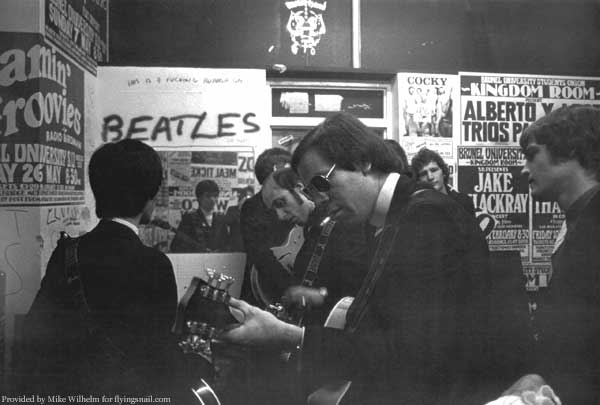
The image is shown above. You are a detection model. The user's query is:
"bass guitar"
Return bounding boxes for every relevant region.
[307,297,354,405]
[249,225,304,307]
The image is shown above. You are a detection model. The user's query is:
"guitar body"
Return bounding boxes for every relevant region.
[307,297,354,405]
[250,225,305,306]
[191,379,221,405]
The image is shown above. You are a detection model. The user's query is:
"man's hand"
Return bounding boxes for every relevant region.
[220,297,304,352]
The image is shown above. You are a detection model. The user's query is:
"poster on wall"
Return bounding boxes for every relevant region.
[457,145,529,259]
[459,72,600,289]
[139,148,255,254]
[44,0,109,75]
[98,67,271,150]
[98,67,270,254]
[397,73,458,161]
[0,33,85,207]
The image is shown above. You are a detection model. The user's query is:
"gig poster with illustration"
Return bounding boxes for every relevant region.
[397,73,458,161]
[458,72,600,290]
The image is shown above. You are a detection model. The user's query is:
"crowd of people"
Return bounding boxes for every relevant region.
[15,105,600,404]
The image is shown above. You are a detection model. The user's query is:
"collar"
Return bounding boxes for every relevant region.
[110,217,139,235]
[565,183,600,232]
[369,172,400,229]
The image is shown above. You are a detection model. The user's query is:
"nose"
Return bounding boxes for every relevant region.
[521,165,529,176]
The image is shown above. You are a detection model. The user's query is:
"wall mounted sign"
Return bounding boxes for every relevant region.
[285,0,328,55]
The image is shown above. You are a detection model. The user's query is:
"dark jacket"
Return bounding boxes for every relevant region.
[533,188,600,403]
[23,220,195,398]
[292,204,368,325]
[301,175,492,404]
[170,209,229,252]
[240,192,295,304]
[448,188,476,217]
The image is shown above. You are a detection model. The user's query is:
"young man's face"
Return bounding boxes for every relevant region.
[262,177,311,225]
[521,140,570,201]
[198,192,219,212]
[418,161,446,194]
[296,150,373,224]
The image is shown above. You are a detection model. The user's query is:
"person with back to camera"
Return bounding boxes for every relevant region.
[21,139,201,400]
[411,147,476,216]
[220,112,493,405]
[170,179,228,252]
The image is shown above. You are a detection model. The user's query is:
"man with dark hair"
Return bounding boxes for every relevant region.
[170,179,228,252]
[411,147,476,216]
[260,168,367,325]
[23,139,195,398]
[221,112,492,404]
[509,105,600,403]
[384,139,410,174]
[239,147,295,305]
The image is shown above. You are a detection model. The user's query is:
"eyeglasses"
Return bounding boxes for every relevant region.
[305,163,336,194]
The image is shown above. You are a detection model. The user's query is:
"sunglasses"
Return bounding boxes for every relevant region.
[303,163,336,195]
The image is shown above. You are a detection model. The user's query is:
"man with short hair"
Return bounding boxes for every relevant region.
[513,105,600,403]
[23,139,196,398]
[221,112,492,404]
[170,179,228,252]
[261,167,367,325]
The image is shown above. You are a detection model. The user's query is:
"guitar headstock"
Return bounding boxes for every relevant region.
[173,268,237,362]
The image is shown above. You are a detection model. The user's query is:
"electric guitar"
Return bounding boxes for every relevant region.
[307,297,354,405]
[249,225,305,307]
[172,269,238,405]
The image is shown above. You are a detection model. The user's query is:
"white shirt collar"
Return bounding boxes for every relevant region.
[111,217,139,235]
[369,172,400,230]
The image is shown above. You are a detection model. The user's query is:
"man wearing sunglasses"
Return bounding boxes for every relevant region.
[221,112,492,405]
[261,167,368,326]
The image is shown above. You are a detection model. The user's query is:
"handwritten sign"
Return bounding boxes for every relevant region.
[98,67,271,150]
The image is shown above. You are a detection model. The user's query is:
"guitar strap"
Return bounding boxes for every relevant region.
[301,219,336,287]
[345,225,399,333]
[345,188,425,333]
[61,232,126,362]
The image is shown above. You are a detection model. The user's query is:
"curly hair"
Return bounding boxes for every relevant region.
[410,148,450,186]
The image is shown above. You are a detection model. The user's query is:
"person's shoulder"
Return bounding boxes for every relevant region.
[140,243,174,270]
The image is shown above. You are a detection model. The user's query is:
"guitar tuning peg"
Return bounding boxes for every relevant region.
[224,276,234,292]
[205,268,216,285]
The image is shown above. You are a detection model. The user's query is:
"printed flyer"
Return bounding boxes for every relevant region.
[459,72,600,289]
[0,33,85,206]
[397,73,458,160]
[457,145,529,259]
